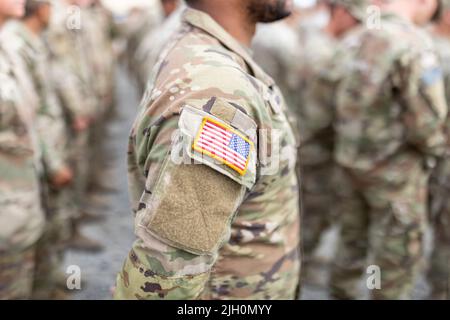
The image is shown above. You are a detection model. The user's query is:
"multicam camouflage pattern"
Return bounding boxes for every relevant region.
[428,30,450,299]
[0,245,36,300]
[331,13,448,299]
[0,27,44,300]
[5,20,74,299]
[252,20,302,121]
[83,3,115,115]
[45,0,97,121]
[114,8,301,300]
[134,5,183,95]
[45,0,96,212]
[5,21,68,181]
[253,20,340,269]
[123,6,163,82]
[0,28,45,252]
[82,3,117,192]
[294,25,339,263]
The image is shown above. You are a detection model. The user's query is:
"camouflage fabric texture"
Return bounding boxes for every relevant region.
[0,28,44,299]
[134,4,183,95]
[253,20,340,270]
[0,245,36,300]
[293,25,340,264]
[5,21,68,185]
[45,0,97,122]
[331,13,448,299]
[0,27,45,253]
[123,6,163,83]
[114,8,301,300]
[45,1,95,215]
[428,30,450,300]
[4,20,73,299]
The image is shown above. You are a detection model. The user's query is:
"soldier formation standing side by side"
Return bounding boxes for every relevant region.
[2,0,450,301]
[0,0,116,299]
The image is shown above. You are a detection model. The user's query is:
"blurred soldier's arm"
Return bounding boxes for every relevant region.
[45,30,92,131]
[299,47,344,144]
[398,50,448,157]
[336,35,448,159]
[12,29,73,186]
[115,87,258,300]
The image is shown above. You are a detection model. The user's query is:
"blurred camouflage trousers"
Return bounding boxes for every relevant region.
[302,163,339,261]
[0,246,36,300]
[330,165,428,300]
[32,187,73,299]
[69,131,90,214]
[428,160,450,299]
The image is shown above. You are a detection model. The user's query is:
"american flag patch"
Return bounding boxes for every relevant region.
[193,117,253,176]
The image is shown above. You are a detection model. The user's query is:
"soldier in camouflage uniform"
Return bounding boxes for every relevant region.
[252,9,303,120]
[77,0,118,199]
[0,0,45,299]
[293,2,339,280]
[5,0,75,299]
[114,1,301,300]
[45,0,102,251]
[330,0,448,299]
[134,1,183,95]
[123,4,163,82]
[428,0,450,300]
[252,2,338,285]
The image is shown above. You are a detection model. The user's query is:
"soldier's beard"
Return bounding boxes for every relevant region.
[247,0,292,23]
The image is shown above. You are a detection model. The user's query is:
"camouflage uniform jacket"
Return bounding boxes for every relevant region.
[6,21,68,178]
[45,1,97,121]
[0,28,45,251]
[135,5,184,95]
[115,8,301,300]
[334,13,448,179]
[296,26,338,166]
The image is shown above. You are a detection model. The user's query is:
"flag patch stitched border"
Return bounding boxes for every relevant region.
[192,117,254,176]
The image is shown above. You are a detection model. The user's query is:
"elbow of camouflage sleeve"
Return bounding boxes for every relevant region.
[113,239,212,300]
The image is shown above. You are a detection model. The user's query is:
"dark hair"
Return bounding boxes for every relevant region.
[431,1,443,22]
[23,1,47,19]
[184,0,199,6]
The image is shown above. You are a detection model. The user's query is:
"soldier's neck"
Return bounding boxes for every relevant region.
[23,17,44,36]
[188,4,255,47]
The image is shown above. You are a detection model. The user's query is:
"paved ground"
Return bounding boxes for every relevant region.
[63,67,432,300]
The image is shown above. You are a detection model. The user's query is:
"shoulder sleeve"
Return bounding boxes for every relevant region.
[399,48,448,156]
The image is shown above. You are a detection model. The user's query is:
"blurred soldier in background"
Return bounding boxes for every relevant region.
[134,0,182,94]
[428,0,450,300]
[80,0,118,203]
[46,0,102,251]
[296,0,340,283]
[252,3,302,124]
[5,0,74,299]
[294,0,354,286]
[331,0,447,299]
[0,0,45,299]
[123,2,163,81]
[114,0,301,300]
[252,0,338,286]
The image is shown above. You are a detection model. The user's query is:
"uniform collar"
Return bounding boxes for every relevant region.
[182,8,275,87]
